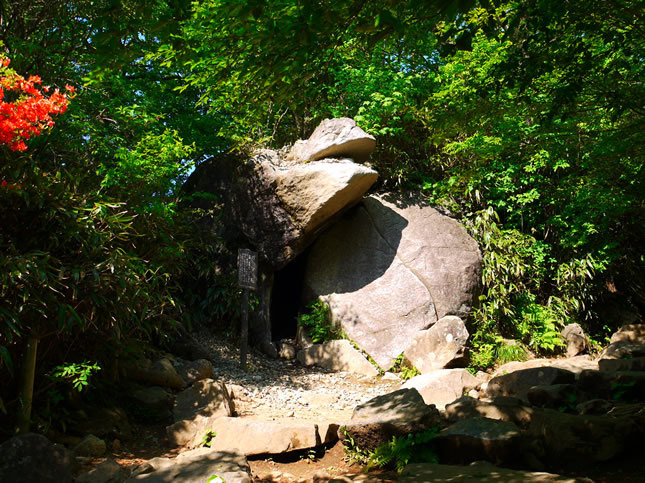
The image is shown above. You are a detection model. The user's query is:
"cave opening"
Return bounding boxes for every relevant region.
[270,249,310,341]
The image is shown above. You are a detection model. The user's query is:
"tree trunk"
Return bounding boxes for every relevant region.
[16,336,38,434]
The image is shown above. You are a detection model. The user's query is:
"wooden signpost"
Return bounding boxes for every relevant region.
[237,248,258,370]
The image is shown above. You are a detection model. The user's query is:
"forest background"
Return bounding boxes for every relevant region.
[0,0,643,437]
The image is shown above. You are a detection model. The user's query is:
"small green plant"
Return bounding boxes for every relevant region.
[494,340,528,365]
[340,427,370,466]
[297,299,342,343]
[558,392,578,413]
[611,380,637,402]
[50,361,101,392]
[206,476,225,483]
[366,428,440,473]
[389,353,420,380]
[202,429,217,447]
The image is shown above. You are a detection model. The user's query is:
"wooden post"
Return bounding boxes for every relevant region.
[240,288,249,370]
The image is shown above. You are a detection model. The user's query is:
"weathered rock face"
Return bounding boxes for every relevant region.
[562,323,589,357]
[304,193,482,369]
[485,367,576,403]
[0,433,74,483]
[402,369,480,410]
[340,388,441,452]
[286,118,376,163]
[436,417,522,465]
[232,152,378,270]
[403,315,469,373]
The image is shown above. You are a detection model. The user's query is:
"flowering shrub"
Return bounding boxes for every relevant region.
[0,56,73,151]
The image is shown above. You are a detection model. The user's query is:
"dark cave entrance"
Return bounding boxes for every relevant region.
[270,249,310,341]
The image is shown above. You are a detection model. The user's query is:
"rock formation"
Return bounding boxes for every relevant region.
[304,192,482,369]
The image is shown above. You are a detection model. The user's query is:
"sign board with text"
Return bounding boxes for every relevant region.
[237,249,258,290]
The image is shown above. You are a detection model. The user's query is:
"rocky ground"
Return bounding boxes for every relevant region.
[6,323,642,483]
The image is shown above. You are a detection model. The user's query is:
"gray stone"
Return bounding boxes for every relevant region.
[296,340,379,377]
[600,341,645,361]
[578,369,645,400]
[278,341,297,360]
[402,369,480,409]
[70,407,132,441]
[130,386,172,421]
[528,408,636,465]
[304,193,482,369]
[126,447,251,483]
[0,433,74,483]
[174,359,214,387]
[286,118,376,163]
[124,358,184,390]
[173,379,234,423]
[527,384,581,409]
[403,316,469,373]
[75,458,123,483]
[400,462,590,482]
[340,388,441,452]
[445,396,534,427]
[166,413,222,448]
[486,367,576,403]
[73,434,107,457]
[599,356,645,372]
[610,323,645,345]
[436,417,522,465]
[232,153,378,270]
[186,417,322,455]
[561,323,589,357]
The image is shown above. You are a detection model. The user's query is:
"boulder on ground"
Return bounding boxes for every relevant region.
[232,152,378,270]
[340,388,441,452]
[486,367,576,403]
[0,433,74,483]
[400,461,590,482]
[73,434,106,457]
[562,323,589,357]
[578,369,645,401]
[187,417,323,456]
[127,447,251,483]
[174,359,214,387]
[286,118,376,163]
[173,379,235,423]
[76,458,123,483]
[123,358,185,390]
[435,417,522,465]
[304,193,482,369]
[528,408,636,465]
[403,316,469,373]
[402,369,480,410]
[445,396,534,428]
[130,386,173,422]
[296,339,379,377]
[610,324,645,345]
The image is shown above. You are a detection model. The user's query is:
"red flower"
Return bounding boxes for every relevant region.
[0,58,70,151]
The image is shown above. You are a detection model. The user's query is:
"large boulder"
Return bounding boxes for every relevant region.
[232,152,378,270]
[403,315,469,373]
[127,447,251,483]
[173,379,235,422]
[485,367,576,403]
[286,117,376,163]
[402,369,480,410]
[296,339,379,377]
[189,417,325,456]
[304,193,482,369]
[340,388,441,452]
[0,433,74,483]
[435,417,522,465]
